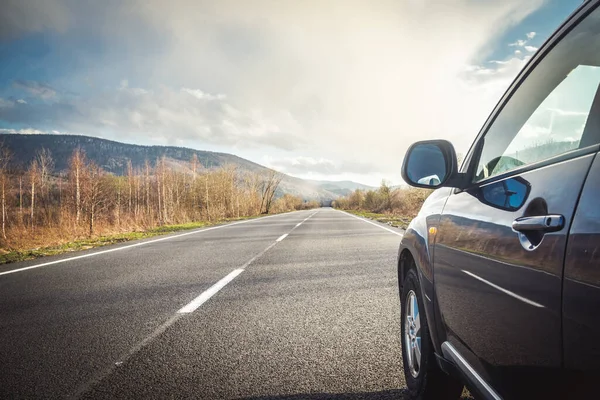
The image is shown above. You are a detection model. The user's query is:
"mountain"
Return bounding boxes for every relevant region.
[0,134,370,201]
[2,134,264,175]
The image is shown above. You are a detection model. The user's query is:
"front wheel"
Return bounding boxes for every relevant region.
[401,268,464,400]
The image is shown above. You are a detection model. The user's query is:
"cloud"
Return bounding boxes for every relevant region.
[509,39,528,47]
[508,33,538,53]
[0,0,547,183]
[463,56,530,85]
[0,84,303,150]
[181,88,226,101]
[16,99,27,104]
[13,80,57,99]
[264,156,379,175]
[0,128,49,135]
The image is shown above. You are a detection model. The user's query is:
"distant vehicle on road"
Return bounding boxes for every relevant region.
[398,1,600,399]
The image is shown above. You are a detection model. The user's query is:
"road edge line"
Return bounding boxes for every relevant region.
[337,209,403,236]
[0,210,304,277]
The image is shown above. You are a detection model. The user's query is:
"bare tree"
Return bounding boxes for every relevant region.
[259,170,283,214]
[190,154,199,210]
[0,145,11,239]
[127,160,133,217]
[157,156,168,224]
[115,177,124,226]
[35,148,54,224]
[69,148,85,225]
[144,160,151,218]
[36,148,54,194]
[19,175,23,225]
[205,172,211,221]
[1,143,322,252]
[83,162,107,236]
[28,159,39,229]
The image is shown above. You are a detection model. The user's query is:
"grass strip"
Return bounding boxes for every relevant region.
[0,216,260,265]
[342,209,412,230]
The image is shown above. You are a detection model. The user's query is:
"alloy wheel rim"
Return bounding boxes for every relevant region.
[404,290,422,378]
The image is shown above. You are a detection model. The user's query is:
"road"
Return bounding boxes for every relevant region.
[0,208,408,399]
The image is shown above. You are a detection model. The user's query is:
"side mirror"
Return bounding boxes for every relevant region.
[477,177,530,211]
[401,140,463,189]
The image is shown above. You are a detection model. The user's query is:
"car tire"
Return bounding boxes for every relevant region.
[401,268,464,400]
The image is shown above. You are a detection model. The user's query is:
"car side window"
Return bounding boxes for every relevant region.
[474,7,600,182]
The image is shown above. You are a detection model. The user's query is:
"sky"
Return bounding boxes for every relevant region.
[0,0,584,186]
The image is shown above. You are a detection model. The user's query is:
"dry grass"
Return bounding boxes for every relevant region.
[0,216,266,265]
[333,184,432,227]
[1,148,320,264]
[344,210,412,230]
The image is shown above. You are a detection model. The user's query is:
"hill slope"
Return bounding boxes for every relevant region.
[1,134,369,201]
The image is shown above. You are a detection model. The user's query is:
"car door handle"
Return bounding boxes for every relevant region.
[512,215,565,233]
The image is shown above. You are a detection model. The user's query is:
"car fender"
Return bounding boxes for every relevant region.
[398,187,451,354]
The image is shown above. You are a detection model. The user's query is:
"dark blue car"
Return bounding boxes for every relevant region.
[399,1,600,398]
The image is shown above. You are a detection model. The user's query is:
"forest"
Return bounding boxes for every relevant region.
[0,145,319,253]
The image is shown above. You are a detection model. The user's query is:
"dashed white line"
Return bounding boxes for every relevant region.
[304,212,318,222]
[462,270,545,308]
[287,210,318,231]
[69,210,317,398]
[338,210,402,236]
[177,210,318,314]
[178,269,244,313]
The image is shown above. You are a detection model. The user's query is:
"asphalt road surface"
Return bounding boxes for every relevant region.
[0,208,410,399]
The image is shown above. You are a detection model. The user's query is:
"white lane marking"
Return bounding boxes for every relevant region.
[0,211,303,277]
[178,226,291,315]
[178,269,244,313]
[68,211,315,398]
[304,211,318,221]
[283,210,318,235]
[176,210,317,313]
[461,270,545,308]
[337,210,402,236]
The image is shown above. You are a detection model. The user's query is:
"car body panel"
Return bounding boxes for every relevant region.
[398,187,451,353]
[434,154,594,399]
[563,153,600,385]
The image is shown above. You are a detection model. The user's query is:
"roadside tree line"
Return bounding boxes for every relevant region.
[0,146,318,250]
[332,181,431,218]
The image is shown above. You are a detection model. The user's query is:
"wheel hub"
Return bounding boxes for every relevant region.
[404,290,422,378]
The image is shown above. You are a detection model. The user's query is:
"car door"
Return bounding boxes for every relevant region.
[433,3,600,399]
[562,154,600,397]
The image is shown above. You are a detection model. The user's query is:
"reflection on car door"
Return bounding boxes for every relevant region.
[434,5,600,399]
[562,154,600,396]
[435,158,591,398]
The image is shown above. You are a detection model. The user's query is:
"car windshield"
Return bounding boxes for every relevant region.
[474,6,600,181]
